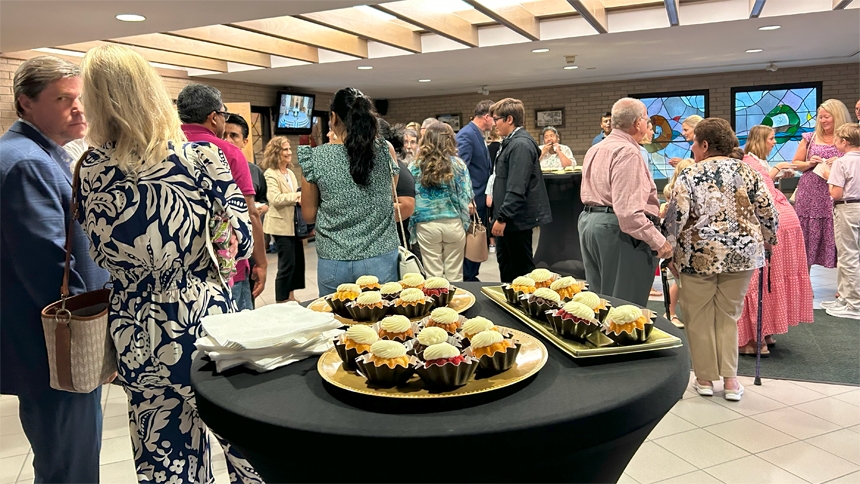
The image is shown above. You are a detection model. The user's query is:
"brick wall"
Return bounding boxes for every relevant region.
[0,56,331,151]
[383,63,860,161]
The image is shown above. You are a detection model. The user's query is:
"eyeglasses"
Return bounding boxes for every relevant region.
[492,116,505,123]
[214,109,234,118]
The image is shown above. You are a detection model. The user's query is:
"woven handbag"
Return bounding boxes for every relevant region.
[40,151,116,393]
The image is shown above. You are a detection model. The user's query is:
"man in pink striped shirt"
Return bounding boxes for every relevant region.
[579,98,673,306]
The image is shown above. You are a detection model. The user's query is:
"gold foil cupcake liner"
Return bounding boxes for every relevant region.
[469,342,521,374]
[600,310,657,346]
[518,294,560,321]
[354,354,418,388]
[371,321,422,342]
[345,301,391,323]
[424,287,457,308]
[391,297,435,319]
[545,311,601,341]
[325,296,355,319]
[333,336,370,371]
[413,356,480,389]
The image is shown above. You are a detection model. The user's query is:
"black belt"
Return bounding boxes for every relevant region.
[584,205,660,225]
[834,199,860,206]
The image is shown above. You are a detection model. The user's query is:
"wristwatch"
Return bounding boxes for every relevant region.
[496,214,507,224]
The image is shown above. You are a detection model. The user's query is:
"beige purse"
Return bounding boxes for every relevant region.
[40,152,116,393]
[464,210,489,263]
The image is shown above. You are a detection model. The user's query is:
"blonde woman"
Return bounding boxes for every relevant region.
[737,125,813,355]
[77,44,260,483]
[669,115,703,167]
[410,121,474,281]
[792,99,852,268]
[263,136,305,302]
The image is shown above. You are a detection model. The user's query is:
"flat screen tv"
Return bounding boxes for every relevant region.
[274,91,315,135]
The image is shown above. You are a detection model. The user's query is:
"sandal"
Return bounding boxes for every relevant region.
[650,288,663,297]
[663,313,684,328]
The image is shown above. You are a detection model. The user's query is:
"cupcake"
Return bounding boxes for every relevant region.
[423,307,463,334]
[602,305,654,345]
[345,291,390,322]
[379,282,403,301]
[414,342,479,389]
[572,291,610,322]
[325,283,361,318]
[546,301,601,341]
[354,340,416,387]
[391,287,435,318]
[423,277,457,307]
[460,316,498,341]
[468,330,520,374]
[529,268,557,288]
[400,273,425,290]
[334,325,379,370]
[411,326,452,358]
[356,275,381,291]
[376,315,415,342]
[502,276,536,305]
[519,287,562,321]
[550,276,584,301]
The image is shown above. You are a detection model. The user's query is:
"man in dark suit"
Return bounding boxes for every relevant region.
[0,56,109,483]
[455,100,495,281]
[489,98,553,282]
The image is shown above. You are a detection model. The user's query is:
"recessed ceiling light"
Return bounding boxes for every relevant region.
[746,48,763,53]
[563,65,579,70]
[418,79,431,82]
[758,25,781,31]
[532,48,550,53]
[357,66,373,70]
[116,14,145,22]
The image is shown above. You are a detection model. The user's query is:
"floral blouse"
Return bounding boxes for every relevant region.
[409,156,473,244]
[662,156,779,275]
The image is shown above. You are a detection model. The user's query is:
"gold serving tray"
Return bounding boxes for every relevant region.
[317,327,547,399]
[482,286,683,358]
[308,286,476,325]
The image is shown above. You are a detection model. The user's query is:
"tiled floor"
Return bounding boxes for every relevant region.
[1,241,857,483]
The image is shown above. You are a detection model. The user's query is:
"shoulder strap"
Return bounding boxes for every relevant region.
[388,156,410,249]
[60,148,94,299]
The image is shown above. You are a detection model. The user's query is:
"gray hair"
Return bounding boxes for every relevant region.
[404,128,418,139]
[541,126,560,141]
[177,84,222,124]
[421,117,436,129]
[14,56,80,117]
[611,97,646,130]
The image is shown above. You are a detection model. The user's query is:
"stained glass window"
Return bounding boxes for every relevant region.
[631,90,708,180]
[732,82,822,165]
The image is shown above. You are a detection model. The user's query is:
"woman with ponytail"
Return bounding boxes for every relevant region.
[298,87,400,295]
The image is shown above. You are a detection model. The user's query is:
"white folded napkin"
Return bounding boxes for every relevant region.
[200,302,341,350]
[209,329,342,372]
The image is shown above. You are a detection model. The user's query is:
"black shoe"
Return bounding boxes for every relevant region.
[464,277,480,282]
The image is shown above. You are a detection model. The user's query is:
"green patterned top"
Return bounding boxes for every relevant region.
[298,139,399,261]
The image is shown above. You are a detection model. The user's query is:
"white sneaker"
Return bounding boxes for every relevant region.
[826,305,860,320]
[489,245,496,253]
[820,298,847,310]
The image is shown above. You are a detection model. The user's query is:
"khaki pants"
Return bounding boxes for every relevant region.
[679,270,754,381]
[416,218,466,282]
[834,204,860,308]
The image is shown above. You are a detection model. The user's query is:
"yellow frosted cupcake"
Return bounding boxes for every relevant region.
[325,283,361,317]
[502,276,536,304]
[400,273,425,290]
[356,275,381,291]
[602,305,654,345]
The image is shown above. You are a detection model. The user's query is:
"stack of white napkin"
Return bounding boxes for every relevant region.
[195,302,344,372]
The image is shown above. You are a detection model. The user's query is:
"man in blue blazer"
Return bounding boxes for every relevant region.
[455,100,495,281]
[1,56,109,483]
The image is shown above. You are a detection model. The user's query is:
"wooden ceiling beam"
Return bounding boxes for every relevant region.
[464,0,541,41]
[232,16,368,58]
[376,1,480,47]
[168,25,319,64]
[1,49,190,78]
[299,8,422,53]
[110,33,271,67]
[565,0,608,33]
[56,41,228,72]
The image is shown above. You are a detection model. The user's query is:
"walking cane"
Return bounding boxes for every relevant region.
[660,258,672,321]
[754,251,772,386]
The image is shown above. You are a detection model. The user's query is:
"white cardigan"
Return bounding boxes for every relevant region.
[263,168,301,236]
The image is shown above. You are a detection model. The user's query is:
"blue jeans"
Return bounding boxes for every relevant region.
[317,248,399,296]
[231,278,254,311]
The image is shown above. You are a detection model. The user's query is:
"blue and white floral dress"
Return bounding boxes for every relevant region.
[77,141,261,483]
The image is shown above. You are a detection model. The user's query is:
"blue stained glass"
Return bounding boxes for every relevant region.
[734,85,819,165]
[636,94,707,180]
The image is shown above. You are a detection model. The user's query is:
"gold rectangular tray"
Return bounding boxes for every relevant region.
[482,286,683,358]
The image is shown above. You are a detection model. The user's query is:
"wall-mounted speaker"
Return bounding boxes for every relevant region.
[374,99,389,116]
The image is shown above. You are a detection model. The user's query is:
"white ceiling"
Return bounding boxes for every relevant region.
[1,0,857,99]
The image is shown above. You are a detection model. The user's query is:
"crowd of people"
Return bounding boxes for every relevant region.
[1,44,858,482]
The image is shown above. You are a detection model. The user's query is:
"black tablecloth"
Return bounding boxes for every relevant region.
[191,282,689,483]
[534,172,585,279]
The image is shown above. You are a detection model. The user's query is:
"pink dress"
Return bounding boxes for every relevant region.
[794,132,842,267]
[737,154,814,345]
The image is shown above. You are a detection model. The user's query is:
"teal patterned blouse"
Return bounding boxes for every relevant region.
[298,139,399,261]
[409,156,474,244]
